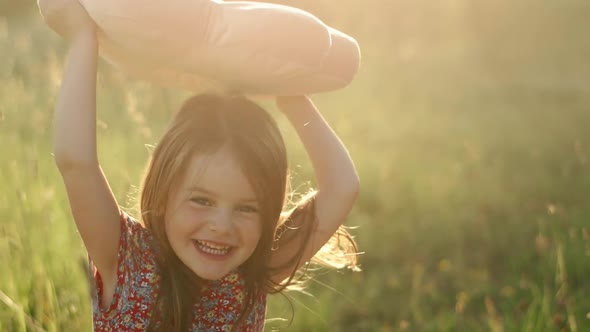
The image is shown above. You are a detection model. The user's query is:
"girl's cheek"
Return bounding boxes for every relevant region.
[191,209,212,220]
[239,215,263,234]
[236,212,259,223]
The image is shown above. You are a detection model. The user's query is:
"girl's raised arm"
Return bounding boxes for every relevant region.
[42,0,121,294]
[271,96,360,282]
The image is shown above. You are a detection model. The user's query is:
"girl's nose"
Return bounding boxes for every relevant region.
[207,208,233,233]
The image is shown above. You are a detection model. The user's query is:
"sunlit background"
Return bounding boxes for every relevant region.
[1,0,590,331]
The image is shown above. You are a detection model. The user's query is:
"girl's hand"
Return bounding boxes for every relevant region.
[38,0,95,41]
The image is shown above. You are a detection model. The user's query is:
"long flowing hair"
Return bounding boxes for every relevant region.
[138,94,358,331]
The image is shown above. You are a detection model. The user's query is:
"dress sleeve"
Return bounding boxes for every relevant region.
[89,211,158,320]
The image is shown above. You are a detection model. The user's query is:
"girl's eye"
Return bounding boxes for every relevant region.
[190,197,212,206]
[237,205,258,214]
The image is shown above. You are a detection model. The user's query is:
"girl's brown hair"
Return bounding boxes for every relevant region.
[139,94,358,331]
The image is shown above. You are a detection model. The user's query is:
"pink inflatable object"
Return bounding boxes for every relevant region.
[78,0,361,95]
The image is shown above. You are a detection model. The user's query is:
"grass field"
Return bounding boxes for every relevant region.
[1,1,590,331]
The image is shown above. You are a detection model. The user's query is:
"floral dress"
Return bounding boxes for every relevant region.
[90,213,266,331]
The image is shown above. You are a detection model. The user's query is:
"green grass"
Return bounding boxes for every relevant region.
[2,1,590,331]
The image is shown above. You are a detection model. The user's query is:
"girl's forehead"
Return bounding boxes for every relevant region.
[181,148,256,200]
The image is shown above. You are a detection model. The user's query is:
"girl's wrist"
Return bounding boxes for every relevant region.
[276,96,317,123]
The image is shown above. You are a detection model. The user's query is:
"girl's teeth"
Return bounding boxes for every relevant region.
[198,240,230,250]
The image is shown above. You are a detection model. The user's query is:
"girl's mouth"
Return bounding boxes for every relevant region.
[193,240,233,256]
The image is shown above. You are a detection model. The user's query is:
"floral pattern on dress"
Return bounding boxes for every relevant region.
[91,213,266,331]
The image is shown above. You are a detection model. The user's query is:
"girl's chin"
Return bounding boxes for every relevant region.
[193,268,232,281]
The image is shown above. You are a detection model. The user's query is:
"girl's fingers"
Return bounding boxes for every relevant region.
[38,0,95,39]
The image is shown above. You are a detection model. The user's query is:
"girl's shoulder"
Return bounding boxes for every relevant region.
[92,212,161,330]
[121,212,154,242]
[119,211,160,269]
[113,211,160,271]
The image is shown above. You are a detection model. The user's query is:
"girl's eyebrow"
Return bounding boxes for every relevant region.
[186,185,258,204]
[186,185,214,195]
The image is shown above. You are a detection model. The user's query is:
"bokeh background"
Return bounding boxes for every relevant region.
[1,0,590,331]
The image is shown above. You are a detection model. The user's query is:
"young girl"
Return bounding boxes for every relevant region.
[41,1,360,331]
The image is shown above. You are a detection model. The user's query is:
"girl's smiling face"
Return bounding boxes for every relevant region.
[164,146,262,280]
